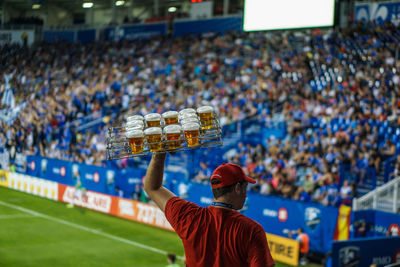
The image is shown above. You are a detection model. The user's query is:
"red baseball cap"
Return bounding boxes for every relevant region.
[210,163,256,189]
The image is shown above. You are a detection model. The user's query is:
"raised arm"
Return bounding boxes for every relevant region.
[143,152,176,212]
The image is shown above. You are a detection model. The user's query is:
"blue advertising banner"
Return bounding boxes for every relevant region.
[114,168,145,198]
[26,156,73,185]
[25,155,189,199]
[245,193,337,254]
[70,162,109,194]
[353,210,400,237]
[375,210,400,237]
[26,156,108,190]
[77,29,96,44]
[351,210,376,238]
[184,182,338,254]
[43,31,75,43]
[164,169,188,195]
[355,2,400,24]
[173,16,242,37]
[331,236,400,267]
[42,17,243,44]
[185,180,214,204]
[25,155,40,177]
[103,23,166,41]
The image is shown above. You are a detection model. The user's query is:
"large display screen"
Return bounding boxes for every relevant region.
[243,0,335,31]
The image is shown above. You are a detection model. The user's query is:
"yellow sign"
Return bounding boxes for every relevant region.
[266,233,299,266]
[0,170,9,188]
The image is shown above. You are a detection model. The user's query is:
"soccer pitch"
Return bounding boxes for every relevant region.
[0,187,316,267]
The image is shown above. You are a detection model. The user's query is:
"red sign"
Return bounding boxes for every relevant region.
[388,223,400,236]
[394,248,400,263]
[93,172,100,183]
[60,166,66,177]
[57,183,173,231]
[59,184,111,213]
[278,207,288,222]
[30,161,36,171]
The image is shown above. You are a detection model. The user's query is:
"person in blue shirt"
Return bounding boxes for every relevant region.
[193,161,212,183]
[114,186,124,198]
[294,186,311,202]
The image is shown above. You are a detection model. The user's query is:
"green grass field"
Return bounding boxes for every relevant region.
[0,187,320,267]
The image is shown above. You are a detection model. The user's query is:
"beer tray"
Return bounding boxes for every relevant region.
[106,116,223,160]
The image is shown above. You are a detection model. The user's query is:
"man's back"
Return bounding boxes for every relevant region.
[165,197,274,267]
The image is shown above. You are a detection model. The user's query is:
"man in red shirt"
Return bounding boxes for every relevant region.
[144,152,275,267]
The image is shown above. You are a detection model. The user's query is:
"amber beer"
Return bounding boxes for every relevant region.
[125,130,144,154]
[162,111,179,126]
[164,124,182,150]
[197,106,214,130]
[183,122,200,147]
[145,113,161,127]
[144,127,163,152]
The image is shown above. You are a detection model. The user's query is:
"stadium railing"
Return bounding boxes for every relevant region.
[353,176,400,213]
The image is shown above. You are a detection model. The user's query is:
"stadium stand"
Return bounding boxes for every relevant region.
[1,20,400,210]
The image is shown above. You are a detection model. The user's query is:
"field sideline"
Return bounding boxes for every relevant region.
[0,187,318,267]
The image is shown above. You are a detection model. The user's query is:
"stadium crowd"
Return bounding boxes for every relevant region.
[1,20,399,206]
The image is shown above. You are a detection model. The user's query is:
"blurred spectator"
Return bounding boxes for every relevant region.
[193,161,212,183]
[259,179,272,195]
[287,228,310,266]
[132,184,142,201]
[340,180,352,198]
[294,186,311,202]
[114,186,124,198]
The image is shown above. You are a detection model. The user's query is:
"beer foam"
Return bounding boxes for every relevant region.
[127,115,144,122]
[126,120,144,128]
[125,125,143,131]
[182,122,200,131]
[144,113,161,121]
[180,117,199,125]
[180,113,198,120]
[125,130,144,138]
[162,111,178,118]
[179,108,196,116]
[164,124,182,134]
[197,106,214,114]
[144,127,162,135]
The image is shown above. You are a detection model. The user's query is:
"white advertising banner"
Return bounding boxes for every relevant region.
[9,173,58,200]
[0,30,35,46]
[62,185,112,213]
[190,2,213,19]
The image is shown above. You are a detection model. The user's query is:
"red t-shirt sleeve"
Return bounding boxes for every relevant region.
[247,226,275,267]
[165,196,199,239]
